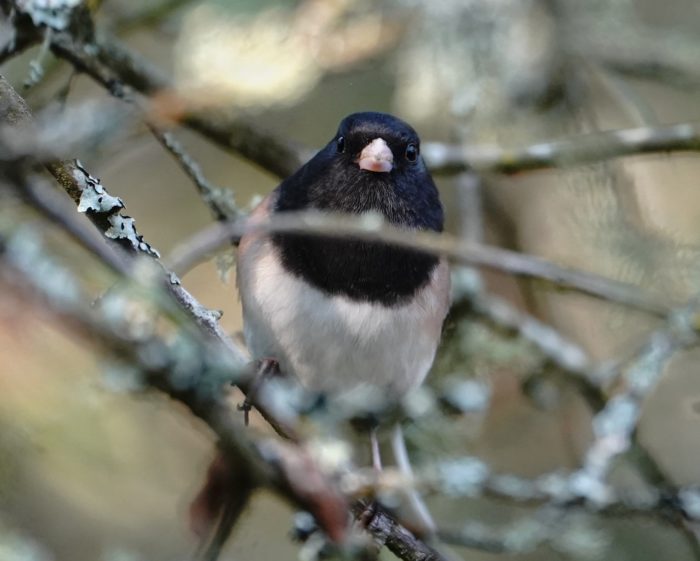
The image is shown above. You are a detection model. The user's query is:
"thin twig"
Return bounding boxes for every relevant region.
[43,16,700,181]
[166,212,674,317]
[147,125,241,221]
[423,122,700,175]
[473,290,591,374]
[46,28,305,178]
[30,28,243,222]
[0,223,352,545]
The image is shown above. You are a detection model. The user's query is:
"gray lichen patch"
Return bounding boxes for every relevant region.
[74,160,124,214]
[105,215,160,258]
[71,161,159,258]
[15,0,82,30]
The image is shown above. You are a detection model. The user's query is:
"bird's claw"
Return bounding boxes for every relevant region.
[238,357,281,426]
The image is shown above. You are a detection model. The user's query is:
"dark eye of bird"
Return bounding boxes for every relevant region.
[405,143,418,162]
[336,136,345,153]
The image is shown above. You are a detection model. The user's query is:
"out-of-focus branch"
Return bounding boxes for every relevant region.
[0,70,449,561]
[423,122,700,175]
[0,26,40,65]
[48,29,305,179]
[0,1,40,64]
[344,438,700,553]
[166,212,674,318]
[1,0,305,178]
[0,222,350,545]
[601,55,700,90]
[473,288,590,374]
[7,8,700,182]
[569,298,700,558]
[59,23,700,179]
[38,29,245,222]
[148,125,242,221]
[0,72,265,419]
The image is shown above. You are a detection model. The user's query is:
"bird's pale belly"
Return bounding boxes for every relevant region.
[237,238,449,399]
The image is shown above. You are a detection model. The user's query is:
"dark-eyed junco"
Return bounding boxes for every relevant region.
[191,112,449,542]
[237,111,450,401]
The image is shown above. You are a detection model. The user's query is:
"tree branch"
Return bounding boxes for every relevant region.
[47,28,305,178]
[423,122,700,175]
[7,7,700,181]
[167,212,674,318]
[0,221,351,545]
[7,3,695,182]
[147,124,242,221]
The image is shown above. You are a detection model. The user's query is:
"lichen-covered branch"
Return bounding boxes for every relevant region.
[0,72,245,356]
[0,222,350,545]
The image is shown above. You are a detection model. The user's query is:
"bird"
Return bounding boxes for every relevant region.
[237,111,450,402]
[190,112,450,546]
[239,111,450,532]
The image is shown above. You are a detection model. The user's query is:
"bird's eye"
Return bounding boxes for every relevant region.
[405,143,419,162]
[336,136,345,153]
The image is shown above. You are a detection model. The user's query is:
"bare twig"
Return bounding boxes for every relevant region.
[0,1,42,64]
[147,125,241,221]
[0,29,39,64]
[9,9,700,183]
[423,122,700,175]
[0,223,351,545]
[46,28,305,178]
[0,72,251,409]
[584,25,700,90]
[474,290,591,374]
[38,11,700,182]
[20,27,243,221]
[572,298,700,513]
[166,212,674,317]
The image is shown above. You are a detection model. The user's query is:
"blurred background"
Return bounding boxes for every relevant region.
[2,0,700,559]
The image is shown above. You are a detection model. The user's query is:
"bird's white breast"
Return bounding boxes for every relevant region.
[237,237,450,399]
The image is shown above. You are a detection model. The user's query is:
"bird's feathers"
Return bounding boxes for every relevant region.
[237,112,450,397]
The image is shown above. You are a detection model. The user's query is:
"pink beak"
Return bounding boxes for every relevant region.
[358,138,393,173]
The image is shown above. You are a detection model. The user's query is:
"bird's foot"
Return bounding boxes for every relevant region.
[356,500,379,529]
[238,357,280,426]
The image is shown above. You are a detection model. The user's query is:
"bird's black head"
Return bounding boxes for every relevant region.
[273,112,444,305]
[276,112,443,232]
